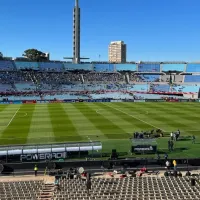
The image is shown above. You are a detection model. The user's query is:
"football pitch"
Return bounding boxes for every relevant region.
[0,102,200,158]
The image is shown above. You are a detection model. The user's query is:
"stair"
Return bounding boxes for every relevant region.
[38,183,54,200]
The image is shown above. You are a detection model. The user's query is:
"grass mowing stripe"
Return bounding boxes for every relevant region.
[100,103,162,131]
[0,104,35,145]
[0,105,8,112]
[48,104,82,142]
[124,103,193,132]
[74,103,130,139]
[62,104,105,137]
[27,104,55,144]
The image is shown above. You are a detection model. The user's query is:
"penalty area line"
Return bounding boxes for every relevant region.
[7,108,20,127]
[102,103,166,132]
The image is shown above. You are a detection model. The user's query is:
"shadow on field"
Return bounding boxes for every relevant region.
[158,147,189,154]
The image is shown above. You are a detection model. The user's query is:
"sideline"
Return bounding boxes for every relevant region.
[102,103,165,132]
[7,108,20,127]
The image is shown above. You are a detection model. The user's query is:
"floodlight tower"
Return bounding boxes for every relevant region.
[64,0,89,63]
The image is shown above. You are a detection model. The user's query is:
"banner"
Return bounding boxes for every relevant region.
[110,100,122,102]
[49,100,64,103]
[21,152,66,162]
[166,99,179,102]
[123,99,135,102]
[178,99,189,102]
[132,145,157,154]
[0,101,11,104]
[134,100,145,102]
[145,99,166,102]
[37,100,49,103]
[22,100,36,104]
[13,100,22,104]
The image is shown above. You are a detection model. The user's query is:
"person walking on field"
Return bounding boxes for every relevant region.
[192,135,196,144]
[34,165,38,176]
[170,140,174,151]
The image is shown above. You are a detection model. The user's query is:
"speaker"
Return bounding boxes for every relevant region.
[191,178,195,186]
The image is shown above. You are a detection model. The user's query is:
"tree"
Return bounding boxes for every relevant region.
[23,49,47,61]
[0,52,3,60]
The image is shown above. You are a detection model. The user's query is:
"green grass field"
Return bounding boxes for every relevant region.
[0,102,200,158]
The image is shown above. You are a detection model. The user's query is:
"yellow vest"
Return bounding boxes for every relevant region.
[173,160,177,166]
[34,167,38,171]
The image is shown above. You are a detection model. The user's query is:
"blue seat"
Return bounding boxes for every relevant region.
[138,64,160,72]
[116,64,136,71]
[184,75,200,82]
[15,61,39,70]
[40,62,64,71]
[186,64,200,72]
[0,61,14,71]
[64,63,92,71]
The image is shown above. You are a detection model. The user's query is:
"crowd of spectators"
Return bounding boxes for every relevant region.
[84,72,124,83]
[130,74,160,82]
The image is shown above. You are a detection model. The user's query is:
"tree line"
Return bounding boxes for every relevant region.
[0,49,48,61]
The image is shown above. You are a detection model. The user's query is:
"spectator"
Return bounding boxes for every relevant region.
[164,153,168,160]
[173,132,177,141]
[170,132,173,140]
[173,160,177,171]
[170,140,174,151]
[192,135,195,144]
[166,160,170,170]
[34,165,38,176]
[168,140,171,151]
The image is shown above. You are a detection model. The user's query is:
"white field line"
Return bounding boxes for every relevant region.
[7,108,20,127]
[102,103,166,132]
[96,109,103,115]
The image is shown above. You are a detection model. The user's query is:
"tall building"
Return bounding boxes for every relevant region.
[108,41,126,63]
[64,0,89,63]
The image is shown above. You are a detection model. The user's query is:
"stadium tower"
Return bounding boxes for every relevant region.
[64,0,89,64]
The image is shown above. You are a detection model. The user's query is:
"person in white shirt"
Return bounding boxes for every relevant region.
[170,132,173,140]
[166,160,170,170]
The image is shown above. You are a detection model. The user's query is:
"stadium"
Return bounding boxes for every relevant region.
[1,0,200,200]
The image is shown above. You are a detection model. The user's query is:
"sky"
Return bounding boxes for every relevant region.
[1,0,200,62]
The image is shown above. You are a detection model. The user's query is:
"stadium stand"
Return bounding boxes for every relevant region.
[0,84,14,92]
[138,63,160,72]
[171,84,200,93]
[53,176,200,200]
[186,63,200,72]
[15,82,36,91]
[151,84,170,92]
[116,64,137,71]
[39,62,64,71]
[162,64,185,72]
[0,60,14,71]
[15,61,39,70]
[143,75,160,82]
[184,75,200,82]
[128,84,149,92]
[0,61,200,100]
[0,180,44,200]
[94,64,114,72]
[84,73,124,83]
[64,63,92,71]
